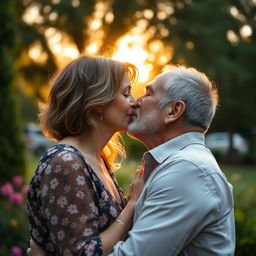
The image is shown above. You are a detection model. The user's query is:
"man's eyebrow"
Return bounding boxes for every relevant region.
[145,85,153,92]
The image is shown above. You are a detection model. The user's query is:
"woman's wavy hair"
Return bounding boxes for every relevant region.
[39,56,138,170]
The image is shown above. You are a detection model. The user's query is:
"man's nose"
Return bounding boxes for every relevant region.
[136,96,143,107]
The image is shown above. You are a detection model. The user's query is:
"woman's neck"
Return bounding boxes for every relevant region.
[60,128,114,160]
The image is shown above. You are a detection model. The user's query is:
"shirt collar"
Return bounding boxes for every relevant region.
[144,132,205,164]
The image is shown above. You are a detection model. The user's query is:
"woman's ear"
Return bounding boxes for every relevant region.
[164,101,186,124]
[96,105,103,113]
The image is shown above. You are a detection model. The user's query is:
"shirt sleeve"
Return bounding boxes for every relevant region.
[40,150,103,256]
[109,160,216,256]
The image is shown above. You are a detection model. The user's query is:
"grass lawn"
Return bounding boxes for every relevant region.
[25,155,256,198]
[222,165,256,195]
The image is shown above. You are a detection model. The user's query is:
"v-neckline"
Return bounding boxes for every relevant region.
[57,144,123,206]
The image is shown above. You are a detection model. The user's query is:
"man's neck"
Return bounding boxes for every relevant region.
[133,126,205,150]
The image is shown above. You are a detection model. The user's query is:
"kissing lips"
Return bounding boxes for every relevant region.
[127,111,137,124]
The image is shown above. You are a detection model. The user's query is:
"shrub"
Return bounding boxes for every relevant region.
[234,189,256,255]
[0,176,29,256]
[0,0,26,182]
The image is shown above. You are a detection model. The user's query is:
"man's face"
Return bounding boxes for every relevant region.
[128,73,166,136]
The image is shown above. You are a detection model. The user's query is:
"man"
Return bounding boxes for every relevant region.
[109,65,235,255]
[28,65,235,255]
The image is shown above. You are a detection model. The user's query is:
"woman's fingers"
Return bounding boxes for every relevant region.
[29,239,48,256]
[27,248,31,256]
[135,166,144,179]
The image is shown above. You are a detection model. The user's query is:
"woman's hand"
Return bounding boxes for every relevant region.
[27,239,48,256]
[128,166,144,204]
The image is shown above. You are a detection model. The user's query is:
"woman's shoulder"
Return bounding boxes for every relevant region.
[41,144,83,162]
[36,144,91,175]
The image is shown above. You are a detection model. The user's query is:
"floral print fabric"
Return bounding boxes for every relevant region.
[27,144,127,256]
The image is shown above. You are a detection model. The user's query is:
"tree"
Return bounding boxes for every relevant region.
[0,0,26,182]
[154,0,256,159]
[16,0,256,160]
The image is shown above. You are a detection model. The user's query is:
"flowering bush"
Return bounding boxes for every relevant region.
[0,176,29,255]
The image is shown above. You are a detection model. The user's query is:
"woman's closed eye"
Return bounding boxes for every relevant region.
[123,89,132,97]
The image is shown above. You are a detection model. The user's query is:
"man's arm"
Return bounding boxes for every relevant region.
[108,161,212,256]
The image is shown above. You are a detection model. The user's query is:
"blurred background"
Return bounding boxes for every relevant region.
[0,0,256,255]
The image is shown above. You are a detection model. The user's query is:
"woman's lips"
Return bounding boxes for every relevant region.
[127,112,137,123]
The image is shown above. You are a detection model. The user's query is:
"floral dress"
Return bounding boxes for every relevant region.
[27,144,127,256]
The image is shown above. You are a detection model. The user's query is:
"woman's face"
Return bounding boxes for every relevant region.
[102,73,137,132]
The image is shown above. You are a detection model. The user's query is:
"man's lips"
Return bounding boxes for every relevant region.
[127,112,138,123]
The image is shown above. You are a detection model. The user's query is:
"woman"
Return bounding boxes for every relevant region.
[27,56,144,256]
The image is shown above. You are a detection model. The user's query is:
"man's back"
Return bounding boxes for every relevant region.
[111,132,235,256]
[173,143,235,255]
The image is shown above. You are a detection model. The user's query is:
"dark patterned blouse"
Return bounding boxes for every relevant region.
[27,144,127,256]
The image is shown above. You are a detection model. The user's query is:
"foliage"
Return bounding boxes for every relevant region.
[234,189,256,255]
[0,0,26,182]
[14,0,256,162]
[0,176,29,256]
[121,133,147,160]
[223,166,256,254]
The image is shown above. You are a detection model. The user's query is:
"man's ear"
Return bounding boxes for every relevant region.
[164,101,186,124]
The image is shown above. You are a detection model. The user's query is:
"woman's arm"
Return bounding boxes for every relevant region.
[27,240,47,256]
[28,164,144,256]
[100,166,144,255]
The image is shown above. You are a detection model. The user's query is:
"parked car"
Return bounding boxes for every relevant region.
[24,124,56,156]
[205,132,248,155]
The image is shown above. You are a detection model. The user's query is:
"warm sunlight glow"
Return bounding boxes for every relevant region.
[227,30,239,44]
[49,12,58,22]
[229,6,246,22]
[87,44,98,54]
[112,36,149,83]
[143,9,154,20]
[149,40,163,52]
[186,41,194,50]
[240,25,252,38]
[91,19,102,30]
[44,28,79,66]
[72,0,80,8]
[28,41,48,64]
[105,12,114,23]
[22,4,43,24]
[112,30,172,98]
[157,11,167,20]
[63,47,79,59]
[230,6,239,17]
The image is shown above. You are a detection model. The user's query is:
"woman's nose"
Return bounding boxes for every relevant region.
[129,95,137,106]
[130,95,141,110]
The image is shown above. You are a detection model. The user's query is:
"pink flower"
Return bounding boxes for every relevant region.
[0,182,14,197]
[11,246,22,256]
[12,176,23,187]
[10,193,23,205]
[21,185,29,195]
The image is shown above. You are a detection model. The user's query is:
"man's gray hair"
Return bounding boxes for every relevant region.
[158,65,219,130]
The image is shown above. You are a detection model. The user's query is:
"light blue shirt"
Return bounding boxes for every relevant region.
[109,132,235,256]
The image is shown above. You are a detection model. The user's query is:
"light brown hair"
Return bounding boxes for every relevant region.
[39,56,138,169]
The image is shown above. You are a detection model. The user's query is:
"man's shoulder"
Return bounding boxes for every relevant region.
[169,144,218,170]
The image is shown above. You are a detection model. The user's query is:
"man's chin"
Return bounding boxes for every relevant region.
[127,123,141,136]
